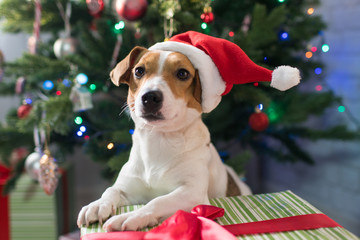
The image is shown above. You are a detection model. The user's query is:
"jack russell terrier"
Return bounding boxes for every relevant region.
[77,31,300,232]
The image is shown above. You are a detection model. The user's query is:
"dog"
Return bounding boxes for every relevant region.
[77,46,252,232]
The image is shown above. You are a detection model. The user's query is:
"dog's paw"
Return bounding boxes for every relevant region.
[77,199,117,228]
[103,210,158,231]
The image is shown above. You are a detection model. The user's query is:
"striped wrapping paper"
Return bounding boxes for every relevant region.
[81,191,359,240]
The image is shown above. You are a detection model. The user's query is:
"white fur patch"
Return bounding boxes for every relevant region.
[271,66,301,91]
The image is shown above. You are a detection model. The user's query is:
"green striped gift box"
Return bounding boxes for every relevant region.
[81,191,359,240]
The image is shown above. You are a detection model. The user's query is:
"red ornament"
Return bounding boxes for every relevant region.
[17,104,32,119]
[249,112,269,132]
[115,0,148,21]
[201,12,214,23]
[86,0,104,17]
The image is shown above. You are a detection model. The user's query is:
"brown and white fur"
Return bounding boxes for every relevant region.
[77,46,251,232]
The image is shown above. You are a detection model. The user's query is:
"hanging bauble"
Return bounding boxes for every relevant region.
[17,104,32,119]
[249,112,269,132]
[86,0,104,17]
[53,37,78,59]
[115,0,148,21]
[69,84,93,112]
[39,149,59,195]
[25,151,42,181]
[201,6,214,23]
[15,77,26,94]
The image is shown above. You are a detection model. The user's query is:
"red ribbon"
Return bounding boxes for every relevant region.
[81,205,342,240]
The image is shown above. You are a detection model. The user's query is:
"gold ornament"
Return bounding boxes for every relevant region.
[39,149,59,195]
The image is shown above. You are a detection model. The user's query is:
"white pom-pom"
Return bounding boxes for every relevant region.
[270,66,301,91]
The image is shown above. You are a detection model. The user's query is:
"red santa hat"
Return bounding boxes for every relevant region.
[149,31,301,113]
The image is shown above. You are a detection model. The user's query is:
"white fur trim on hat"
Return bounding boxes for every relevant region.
[271,66,301,91]
[150,41,226,113]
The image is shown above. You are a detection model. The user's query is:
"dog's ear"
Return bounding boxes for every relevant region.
[110,46,148,86]
[193,70,202,104]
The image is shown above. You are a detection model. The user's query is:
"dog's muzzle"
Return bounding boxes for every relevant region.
[141,90,164,121]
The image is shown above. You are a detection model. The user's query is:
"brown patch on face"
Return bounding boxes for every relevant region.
[126,51,161,110]
[161,52,202,112]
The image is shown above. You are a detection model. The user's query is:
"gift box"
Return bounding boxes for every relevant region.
[81,191,358,240]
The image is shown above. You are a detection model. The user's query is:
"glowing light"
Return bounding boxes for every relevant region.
[74,116,83,125]
[280,31,289,40]
[84,135,90,140]
[254,82,259,87]
[264,57,268,62]
[43,80,54,90]
[25,98,32,104]
[307,8,314,15]
[56,90,62,96]
[129,129,134,135]
[115,21,125,30]
[107,142,114,150]
[322,44,330,52]
[315,67,322,75]
[229,31,234,37]
[80,126,86,132]
[257,104,264,111]
[201,22,208,29]
[76,73,88,85]
[315,85,322,91]
[77,131,83,137]
[278,0,285,2]
[338,106,345,112]
[63,78,71,87]
[305,51,313,58]
[89,84,96,91]
[311,46,317,52]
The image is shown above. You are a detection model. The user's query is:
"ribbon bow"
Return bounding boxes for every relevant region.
[82,205,341,240]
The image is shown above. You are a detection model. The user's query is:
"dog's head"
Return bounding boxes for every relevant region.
[110,46,202,131]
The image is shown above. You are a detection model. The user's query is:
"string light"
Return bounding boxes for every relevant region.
[338,106,346,113]
[56,90,62,96]
[129,129,134,135]
[74,116,83,125]
[305,51,313,59]
[315,85,322,91]
[84,135,90,140]
[62,78,71,87]
[254,82,259,87]
[307,8,314,15]
[89,84,96,91]
[107,142,114,150]
[311,46,317,52]
[228,31,234,37]
[201,22,208,30]
[280,31,289,40]
[76,73,88,85]
[321,44,330,53]
[79,126,86,132]
[43,80,54,90]
[315,67,322,75]
[77,131,83,137]
[278,0,285,2]
[257,104,264,111]
[25,98,32,104]
[115,21,125,30]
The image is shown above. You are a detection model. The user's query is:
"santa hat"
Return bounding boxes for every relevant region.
[149,31,301,113]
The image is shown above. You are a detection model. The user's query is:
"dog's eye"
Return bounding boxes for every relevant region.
[135,67,145,78]
[176,69,190,81]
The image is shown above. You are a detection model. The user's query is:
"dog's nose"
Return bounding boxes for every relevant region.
[141,91,163,113]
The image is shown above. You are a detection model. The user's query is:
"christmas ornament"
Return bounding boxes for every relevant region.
[53,37,78,59]
[39,149,59,195]
[15,77,26,94]
[149,31,301,113]
[200,6,214,23]
[115,0,148,21]
[69,84,93,112]
[24,151,42,181]
[86,0,104,17]
[17,104,32,119]
[29,0,41,54]
[249,109,269,132]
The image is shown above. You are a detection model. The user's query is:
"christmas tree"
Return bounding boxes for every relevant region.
[0,0,357,194]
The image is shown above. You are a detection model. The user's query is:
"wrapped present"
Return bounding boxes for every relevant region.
[81,191,358,240]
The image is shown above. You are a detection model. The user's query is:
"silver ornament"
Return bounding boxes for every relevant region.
[24,152,42,180]
[53,37,78,59]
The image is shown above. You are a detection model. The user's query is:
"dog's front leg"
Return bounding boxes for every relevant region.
[77,186,129,227]
[103,184,209,231]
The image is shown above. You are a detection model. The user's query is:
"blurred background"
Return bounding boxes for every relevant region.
[0,0,359,239]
